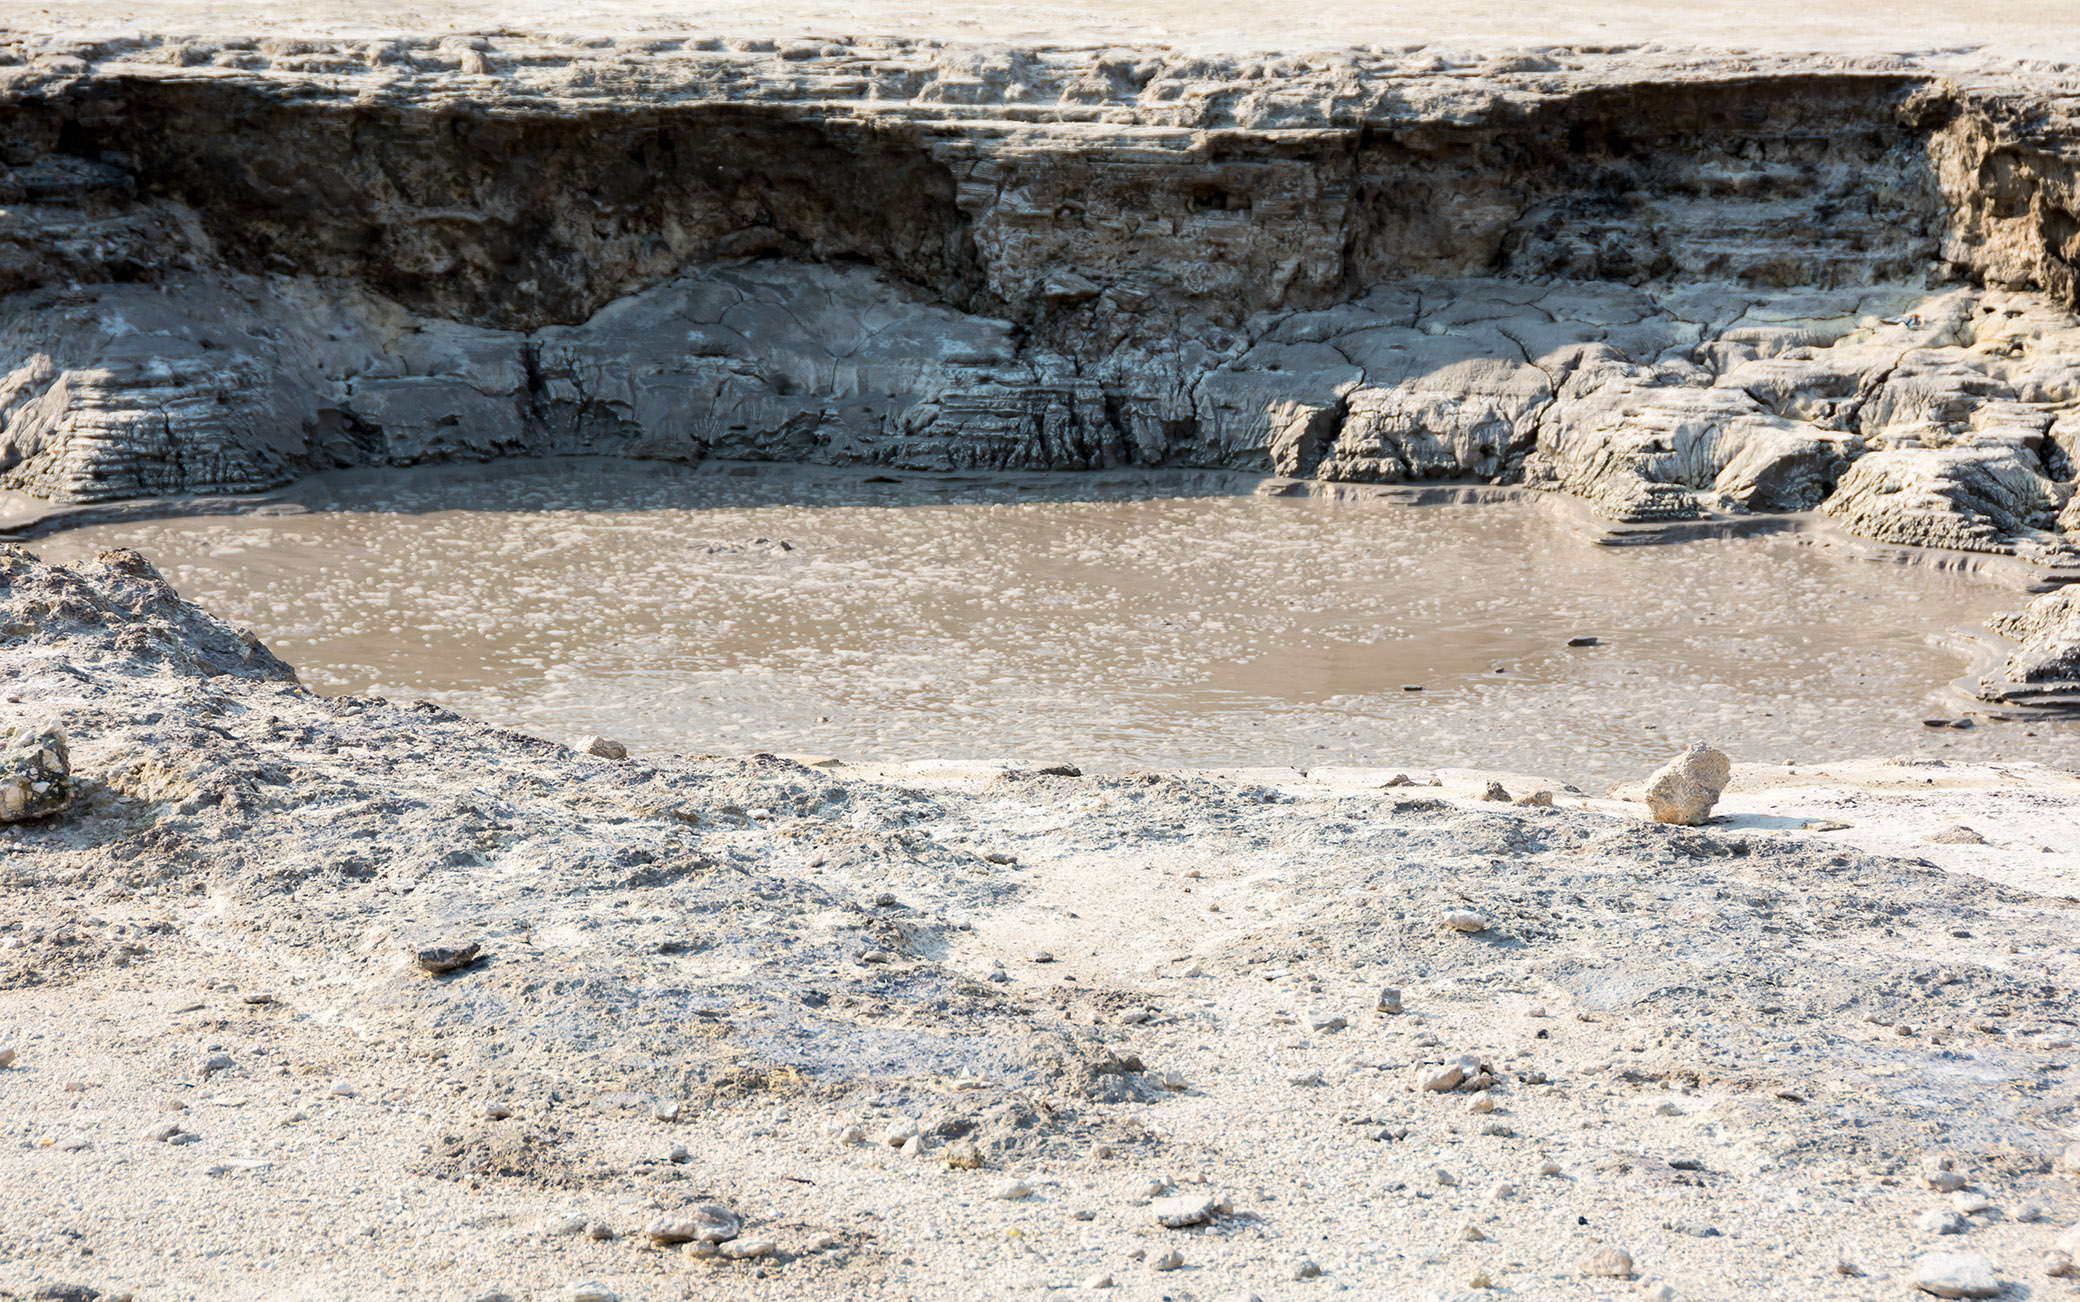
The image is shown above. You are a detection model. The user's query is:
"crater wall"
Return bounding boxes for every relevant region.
[6,33,2080,571]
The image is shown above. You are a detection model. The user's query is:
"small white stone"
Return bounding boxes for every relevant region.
[1487,1181,1517,1200]
[566,1284,618,1302]
[1082,1274,1114,1290]
[1639,1283,1676,1302]
[643,1204,739,1245]
[1917,1208,1967,1236]
[325,1080,358,1098]
[899,1135,923,1156]
[2043,1251,2075,1279]
[1911,1252,2001,1298]
[1537,1160,1563,1177]
[0,1045,16,1069]
[988,1178,1032,1201]
[1152,1249,1184,1272]
[1377,987,1403,1014]
[835,1125,865,1146]
[718,1235,777,1260]
[1950,1191,1992,1215]
[880,1117,920,1147]
[1441,909,1491,933]
[1434,1168,1457,1187]
[1466,1095,1496,1114]
[1577,1246,1635,1279]
[1920,1155,1968,1191]
[1118,1007,1151,1025]
[1151,1194,1217,1228]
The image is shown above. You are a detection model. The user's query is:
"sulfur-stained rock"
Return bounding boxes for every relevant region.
[0,722,72,822]
[1642,743,1731,826]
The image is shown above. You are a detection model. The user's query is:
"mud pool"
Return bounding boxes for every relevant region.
[27,460,2078,785]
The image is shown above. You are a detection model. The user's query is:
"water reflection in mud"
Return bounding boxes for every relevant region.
[32,459,2078,785]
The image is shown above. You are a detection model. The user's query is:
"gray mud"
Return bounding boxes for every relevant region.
[30,460,2072,787]
[1,544,2077,1301]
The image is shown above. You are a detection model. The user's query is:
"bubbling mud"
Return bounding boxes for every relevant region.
[31,459,2080,785]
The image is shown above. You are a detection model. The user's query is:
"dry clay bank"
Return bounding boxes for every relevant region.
[2,18,2080,1302]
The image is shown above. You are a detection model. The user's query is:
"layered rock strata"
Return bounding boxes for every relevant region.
[1,38,2079,553]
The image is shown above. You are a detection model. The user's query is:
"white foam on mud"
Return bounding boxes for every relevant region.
[31,459,2078,785]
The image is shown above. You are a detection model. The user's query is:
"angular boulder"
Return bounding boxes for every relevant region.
[1642,743,1731,826]
[0,721,71,821]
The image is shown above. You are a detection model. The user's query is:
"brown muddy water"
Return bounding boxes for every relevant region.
[30,459,2080,786]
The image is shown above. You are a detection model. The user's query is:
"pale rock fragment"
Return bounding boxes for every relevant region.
[879,1117,920,1147]
[1922,1155,1969,1191]
[0,723,72,822]
[1642,743,1731,825]
[1910,1252,2002,1298]
[1917,1208,1967,1235]
[718,1236,776,1260]
[1150,1194,1216,1228]
[643,1204,739,1245]
[1577,1246,1635,1279]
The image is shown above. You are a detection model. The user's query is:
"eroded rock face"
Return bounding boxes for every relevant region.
[1978,585,2080,707]
[0,40,2078,567]
[1643,744,1732,827]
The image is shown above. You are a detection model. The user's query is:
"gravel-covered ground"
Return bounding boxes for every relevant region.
[1,545,2078,1301]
